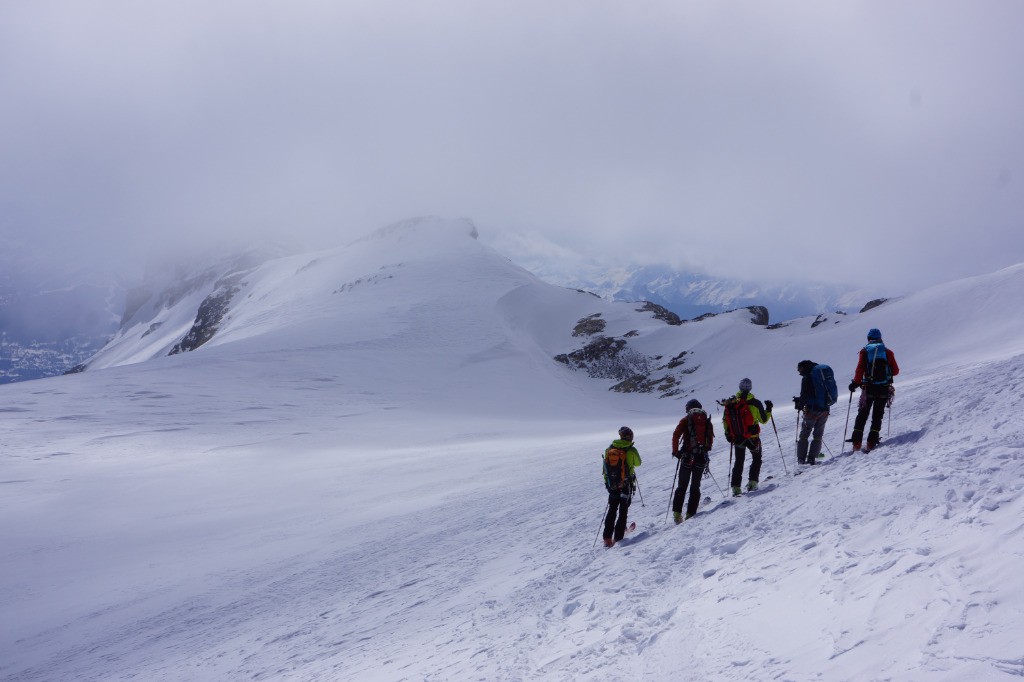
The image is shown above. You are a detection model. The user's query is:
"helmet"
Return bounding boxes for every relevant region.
[867,328,882,341]
[618,426,633,441]
[738,377,752,392]
[685,399,702,411]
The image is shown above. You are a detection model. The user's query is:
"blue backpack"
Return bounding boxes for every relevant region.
[864,342,892,385]
[809,363,838,409]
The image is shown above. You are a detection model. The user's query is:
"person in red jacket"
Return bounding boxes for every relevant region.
[670,399,715,523]
[848,328,900,452]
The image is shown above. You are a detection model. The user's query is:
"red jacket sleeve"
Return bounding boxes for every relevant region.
[887,349,899,377]
[852,349,867,384]
[671,418,686,453]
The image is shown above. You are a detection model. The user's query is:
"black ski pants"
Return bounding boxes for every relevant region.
[730,437,763,488]
[852,384,889,446]
[603,490,633,541]
[672,456,706,517]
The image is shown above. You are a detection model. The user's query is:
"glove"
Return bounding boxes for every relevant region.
[672,450,680,459]
[764,400,773,411]
[793,397,804,411]
[848,381,859,392]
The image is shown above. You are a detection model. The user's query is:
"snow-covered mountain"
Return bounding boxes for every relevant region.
[3,216,1024,680]
[484,230,884,323]
[0,252,123,383]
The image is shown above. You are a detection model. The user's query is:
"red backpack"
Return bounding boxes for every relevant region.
[684,409,713,454]
[722,396,757,443]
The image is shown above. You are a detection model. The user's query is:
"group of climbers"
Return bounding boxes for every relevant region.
[600,328,899,546]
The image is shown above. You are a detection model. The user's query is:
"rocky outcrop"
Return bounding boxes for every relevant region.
[571,314,607,337]
[636,301,682,325]
[682,305,769,326]
[168,272,246,355]
[860,298,888,313]
[555,327,697,399]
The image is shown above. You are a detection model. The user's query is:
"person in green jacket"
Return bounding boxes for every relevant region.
[601,426,642,547]
[722,378,772,495]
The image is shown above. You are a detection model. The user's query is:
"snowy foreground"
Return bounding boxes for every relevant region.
[3,223,1024,680]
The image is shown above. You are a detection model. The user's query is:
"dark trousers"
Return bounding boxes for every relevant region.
[852,385,889,446]
[603,491,632,541]
[730,438,763,488]
[672,458,706,517]
[797,410,829,462]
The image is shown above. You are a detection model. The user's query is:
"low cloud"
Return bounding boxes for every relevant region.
[2,1,1022,292]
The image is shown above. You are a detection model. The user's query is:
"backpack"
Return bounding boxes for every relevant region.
[865,342,892,385]
[603,446,631,493]
[685,409,713,455]
[809,363,838,409]
[722,396,757,444]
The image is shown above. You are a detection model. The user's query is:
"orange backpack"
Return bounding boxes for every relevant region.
[603,446,630,492]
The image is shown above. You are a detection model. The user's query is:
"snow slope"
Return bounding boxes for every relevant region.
[2,219,1024,681]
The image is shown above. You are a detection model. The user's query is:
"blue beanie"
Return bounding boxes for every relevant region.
[867,328,882,341]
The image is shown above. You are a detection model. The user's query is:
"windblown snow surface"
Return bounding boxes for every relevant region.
[2,219,1024,681]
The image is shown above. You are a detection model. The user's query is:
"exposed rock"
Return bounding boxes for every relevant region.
[746,305,770,326]
[555,331,694,399]
[555,336,635,377]
[664,351,689,370]
[635,301,682,325]
[168,272,246,355]
[612,373,682,396]
[571,314,606,337]
[682,305,769,326]
[860,298,888,313]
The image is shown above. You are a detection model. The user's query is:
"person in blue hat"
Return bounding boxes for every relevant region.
[848,328,900,452]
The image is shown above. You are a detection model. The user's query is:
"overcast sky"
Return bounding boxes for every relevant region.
[2,1,1022,292]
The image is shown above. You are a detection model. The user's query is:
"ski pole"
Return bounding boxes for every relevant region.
[769,414,790,475]
[796,410,801,458]
[841,389,853,455]
[705,462,726,498]
[887,385,895,437]
[593,501,610,548]
[634,477,645,507]
[665,455,681,523]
